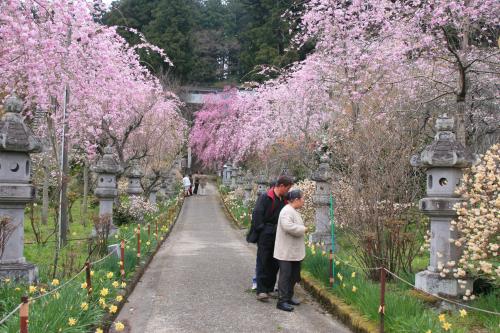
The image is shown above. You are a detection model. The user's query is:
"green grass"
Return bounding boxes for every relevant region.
[0,195,183,332]
[219,185,252,228]
[302,247,500,333]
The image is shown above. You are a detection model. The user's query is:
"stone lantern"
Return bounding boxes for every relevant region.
[236,167,245,190]
[92,145,122,236]
[230,165,238,190]
[126,160,144,197]
[0,95,42,283]
[165,168,177,198]
[222,164,228,184]
[147,173,160,205]
[411,114,476,297]
[243,171,254,205]
[255,174,268,196]
[310,153,333,249]
[224,163,233,187]
[156,169,168,201]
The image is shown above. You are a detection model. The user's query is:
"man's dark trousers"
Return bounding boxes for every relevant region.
[278,260,301,303]
[256,224,279,294]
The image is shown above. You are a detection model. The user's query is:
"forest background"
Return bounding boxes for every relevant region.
[104,0,312,84]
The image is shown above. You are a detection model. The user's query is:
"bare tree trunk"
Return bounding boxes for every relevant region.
[42,154,50,225]
[81,160,89,227]
[456,11,470,146]
[59,97,69,247]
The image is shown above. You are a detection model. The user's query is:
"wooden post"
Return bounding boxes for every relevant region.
[379,267,386,333]
[147,223,151,240]
[85,261,92,295]
[329,249,334,287]
[155,220,159,242]
[136,224,141,259]
[120,239,125,281]
[20,296,29,333]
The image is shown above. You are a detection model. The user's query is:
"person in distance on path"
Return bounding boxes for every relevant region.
[254,175,293,302]
[182,174,191,197]
[273,189,307,312]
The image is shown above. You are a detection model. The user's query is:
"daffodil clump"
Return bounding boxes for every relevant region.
[451,144,499,291]
[220,187,252,227]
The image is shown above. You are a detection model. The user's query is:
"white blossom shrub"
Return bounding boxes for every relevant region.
[116,196,159,225]
[291,179,316,233]
[453,143,499,287]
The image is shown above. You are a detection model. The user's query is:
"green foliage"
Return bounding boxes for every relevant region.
[302,248,500,333]
[104,0,310,84]
[0,195,183,332]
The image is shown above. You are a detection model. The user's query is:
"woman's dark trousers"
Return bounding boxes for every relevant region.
[278,260,301,304]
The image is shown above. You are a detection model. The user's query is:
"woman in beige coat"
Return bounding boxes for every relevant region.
[273,190,307,312]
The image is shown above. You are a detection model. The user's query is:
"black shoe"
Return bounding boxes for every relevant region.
[289,298,300,306]
[276,302,294,312]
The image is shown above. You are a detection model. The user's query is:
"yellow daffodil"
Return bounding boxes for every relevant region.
[116,295,123,302]
[351,272,356,278]
[107,272,114,279]
[425,330,432,333]
[81,282,88,289]
[29,285,37,293]
[442,322,451,331]
[352,286,357,292]
[95,328,103,333]
[90,270,95,277]
[109,304,118,314]
[51,279,60,286]
[81,302,89,311]
[112,281,120,288]
[15,287,21,291]
[121,282,127,288]
[459,309,467,317]
[438,314,446,322]
[100,288,109,296]
[146,241,151,246]
[40,287,46,294]
[98,298,106,305]
[68,318,77,326]
[114,321,125,331]
[4,278,11,283]
[53,292,60,299]
[337,273,343,281]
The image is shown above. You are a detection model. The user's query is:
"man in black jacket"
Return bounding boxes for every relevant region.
[253,175,293,301]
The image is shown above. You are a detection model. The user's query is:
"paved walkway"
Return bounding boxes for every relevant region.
[113,183,352,333]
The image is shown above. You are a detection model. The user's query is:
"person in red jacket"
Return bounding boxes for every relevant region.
[253,175,293,301]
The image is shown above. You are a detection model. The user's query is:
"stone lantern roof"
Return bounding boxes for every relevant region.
[411,114,476,169]
[147,172,161,190]
[92,146,123,174]
[256,174,268,185]
[126,161,144,178]
[0,95,41,153]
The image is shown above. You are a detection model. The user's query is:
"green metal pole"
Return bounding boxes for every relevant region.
[330,193,336,283]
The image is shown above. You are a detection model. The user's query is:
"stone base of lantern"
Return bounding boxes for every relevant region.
[0,262,38,284]
[309,232,333,250]
[91,223,118,238]
[415,270,472,297]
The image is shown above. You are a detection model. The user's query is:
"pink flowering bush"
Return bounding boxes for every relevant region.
[115,197,159,225]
